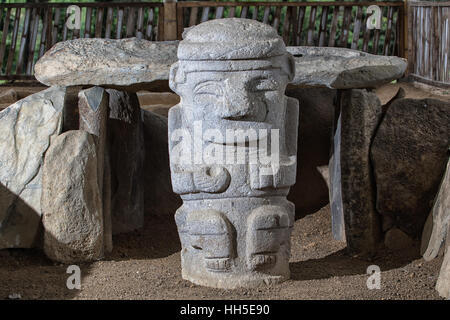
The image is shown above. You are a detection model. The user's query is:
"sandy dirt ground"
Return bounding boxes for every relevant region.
[0,205,443,300]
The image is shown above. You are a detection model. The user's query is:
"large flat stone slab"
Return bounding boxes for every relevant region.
[287,46,407,89]
[35,38,178,91]
[0,87,65,248]
[34,38,406,91]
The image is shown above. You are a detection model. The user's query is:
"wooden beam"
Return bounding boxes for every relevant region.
[164,0,178,40]
[409,74,450,89]
[409,1,450,7]
[175,2,404,8]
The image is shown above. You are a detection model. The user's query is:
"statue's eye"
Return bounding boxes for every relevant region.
[250,78,278,92]
[194,81,223,97]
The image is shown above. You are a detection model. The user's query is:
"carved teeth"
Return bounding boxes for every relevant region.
[205,258,231,272]
[251,254,277,269]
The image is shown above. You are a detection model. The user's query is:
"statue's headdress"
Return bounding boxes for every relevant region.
[170,18,295,88]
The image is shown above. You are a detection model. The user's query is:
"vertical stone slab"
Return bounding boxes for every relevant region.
[436,224,450,299]
[0,86,65,249]
[62,86,82,132]
[422,158,450,261]
[142,110,182,219]
[106,89,144,234]
[103,140,112,250]
[329,112,345,241]
[78,87,112,253]
[285,87,335,218]
[329,89,382,255]
[42,131,103,263]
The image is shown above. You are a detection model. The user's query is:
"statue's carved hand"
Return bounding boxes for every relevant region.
[193,166,231,193]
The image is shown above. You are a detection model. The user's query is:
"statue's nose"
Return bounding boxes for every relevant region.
[221,88,252,119]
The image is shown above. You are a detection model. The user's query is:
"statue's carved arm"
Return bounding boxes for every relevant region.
[250,97,299,190]
[169,105,230,195]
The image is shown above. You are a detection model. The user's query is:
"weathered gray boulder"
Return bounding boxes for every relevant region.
[42,130,103,263]
[107,89,145,234]
[142,110,181,218]
[330,89,382,254]
[0,87,65,249]
[35,38,178,91]
[371,98,450,238]
[287,46,407,89]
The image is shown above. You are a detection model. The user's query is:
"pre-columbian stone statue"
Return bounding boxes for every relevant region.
[168,18,299,288]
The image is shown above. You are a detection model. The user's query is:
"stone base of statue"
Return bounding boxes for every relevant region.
[176,197,294,288]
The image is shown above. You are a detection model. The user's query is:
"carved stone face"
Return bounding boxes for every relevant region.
[181,69,286,122]
[170,59,293,144]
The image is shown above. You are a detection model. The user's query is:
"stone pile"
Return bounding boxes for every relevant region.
[0,38,177,263]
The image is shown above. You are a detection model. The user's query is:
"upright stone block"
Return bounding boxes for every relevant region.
[422,158,450,260]
[436,224,450,299]
[78,87,112,253]
[106,89,144,234]
[168,19,299,288]
[42,131,103,263]
[329,89,382,255]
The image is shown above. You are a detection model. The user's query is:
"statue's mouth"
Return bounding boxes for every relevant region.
[199,120,273,145]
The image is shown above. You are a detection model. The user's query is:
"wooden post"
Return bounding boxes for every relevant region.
[406,0,414,76]
[164,0,178,40]
[404,0,409,59]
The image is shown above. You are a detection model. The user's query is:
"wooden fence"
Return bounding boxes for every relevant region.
[0,2,164,80]
[408,1,450,87]
[0,1,405,81]
[177,1,405,55]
